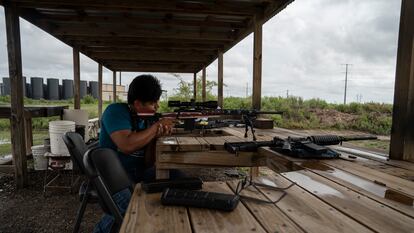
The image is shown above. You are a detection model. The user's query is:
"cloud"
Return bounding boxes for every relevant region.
[0,0,402,103]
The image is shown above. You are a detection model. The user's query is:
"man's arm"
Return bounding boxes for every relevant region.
[110,118,174,155]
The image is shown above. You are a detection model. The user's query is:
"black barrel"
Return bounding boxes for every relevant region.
[26,83,32,98]
[2,77,10,96]
[62,79,74,99]
[47,78,59,100]
[80,80,87,98]
[31,77,44,99]
[89,81,99,99]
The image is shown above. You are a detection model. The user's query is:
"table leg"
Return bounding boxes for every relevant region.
[250,167,259,178]
[156,168,170,180]
[25,117,33,155]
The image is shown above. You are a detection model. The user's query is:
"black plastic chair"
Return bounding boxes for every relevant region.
[63,132,99,233]
[83,148,134,233]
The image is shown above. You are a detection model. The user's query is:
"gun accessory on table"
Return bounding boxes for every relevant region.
[224,135,378,159]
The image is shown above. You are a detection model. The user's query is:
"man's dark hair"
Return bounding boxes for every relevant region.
[127,74,162,104]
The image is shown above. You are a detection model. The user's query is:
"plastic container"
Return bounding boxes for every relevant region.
[49,120,75,156]
[32,145,48,170]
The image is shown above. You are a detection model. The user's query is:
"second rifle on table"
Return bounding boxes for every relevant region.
[224,134,378,159]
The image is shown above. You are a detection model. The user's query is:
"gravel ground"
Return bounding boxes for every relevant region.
[0,167,243,233]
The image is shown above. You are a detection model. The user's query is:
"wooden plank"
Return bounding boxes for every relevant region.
[112,71,116,102]
[73,48,80,109]
[195,137,210,151]
[202,137,227,150]
[299,161,414,217]
[390,0,414,161]
[120,184,192,233]
[324,159,414,198]
[282,169,414,232]
[188,182,266,233]
[176,137,203,152]
[98,63,103,122]
[226,180,304,233]
[252,17,262,110]
[156,137,179,152]
[202,67,206,102]
[338,153,414,182]
[218,50,224,108]
[24,116,33,155]
[158,151,265,167]
[193,72,197,101]
[255,173,372,233]
[5,3,27,188]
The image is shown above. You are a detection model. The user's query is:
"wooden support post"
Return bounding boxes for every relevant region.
[193,73,197,101]
[252,18,263,110]
[73,48,80,109]
[390,0,414,161]
[202,67,206,102]
[218,50,224,108]
[98,64,103,121]
[113,71,117,103]
[5,3,27,188]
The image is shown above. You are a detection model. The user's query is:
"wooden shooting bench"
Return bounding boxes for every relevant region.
[155,127,272,179]
[0,105,68,173]
[121,127,414,233]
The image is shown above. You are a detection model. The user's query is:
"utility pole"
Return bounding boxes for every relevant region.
[286,89,289,98]
[342,64,352,104]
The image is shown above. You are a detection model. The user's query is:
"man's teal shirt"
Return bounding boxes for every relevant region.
[99,103,145,170]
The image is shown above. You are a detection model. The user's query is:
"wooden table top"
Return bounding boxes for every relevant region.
[122,127,414,233]
[0,105,68,118]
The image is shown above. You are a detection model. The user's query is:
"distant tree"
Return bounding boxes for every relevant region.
[168,73,220,101]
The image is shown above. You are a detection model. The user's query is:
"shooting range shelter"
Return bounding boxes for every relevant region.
[0,0,413,188]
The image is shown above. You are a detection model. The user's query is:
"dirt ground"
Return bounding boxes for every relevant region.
[0,168,242,233]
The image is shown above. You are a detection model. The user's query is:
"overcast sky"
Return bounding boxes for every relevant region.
[0,0,402,104]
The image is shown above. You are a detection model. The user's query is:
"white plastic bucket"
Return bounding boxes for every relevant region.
[32,145,48,170]
[49,120,75,156]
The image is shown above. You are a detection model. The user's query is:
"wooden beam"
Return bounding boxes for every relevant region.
[113,71,116,103]
[390,0,414,161]
[98,63,103,121]
[193,73,197,101]
[5,3,27,188]
[202,67,207,102]
[39,15,248,30]
[73,48,80,109]
[89,52,211,62]
[110,67,197,74]
[12,0,263,16]
[51,25,235,41]
[218,50,224,108]
[252,18,262,110]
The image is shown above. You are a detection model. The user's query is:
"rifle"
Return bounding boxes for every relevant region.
[138,102,282,139]
[165,100,283,140]
[224,134,377,159]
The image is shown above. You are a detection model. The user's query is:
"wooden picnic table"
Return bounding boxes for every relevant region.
[122,127,414,233]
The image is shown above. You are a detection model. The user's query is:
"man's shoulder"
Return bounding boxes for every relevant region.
[105,103,129,113]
